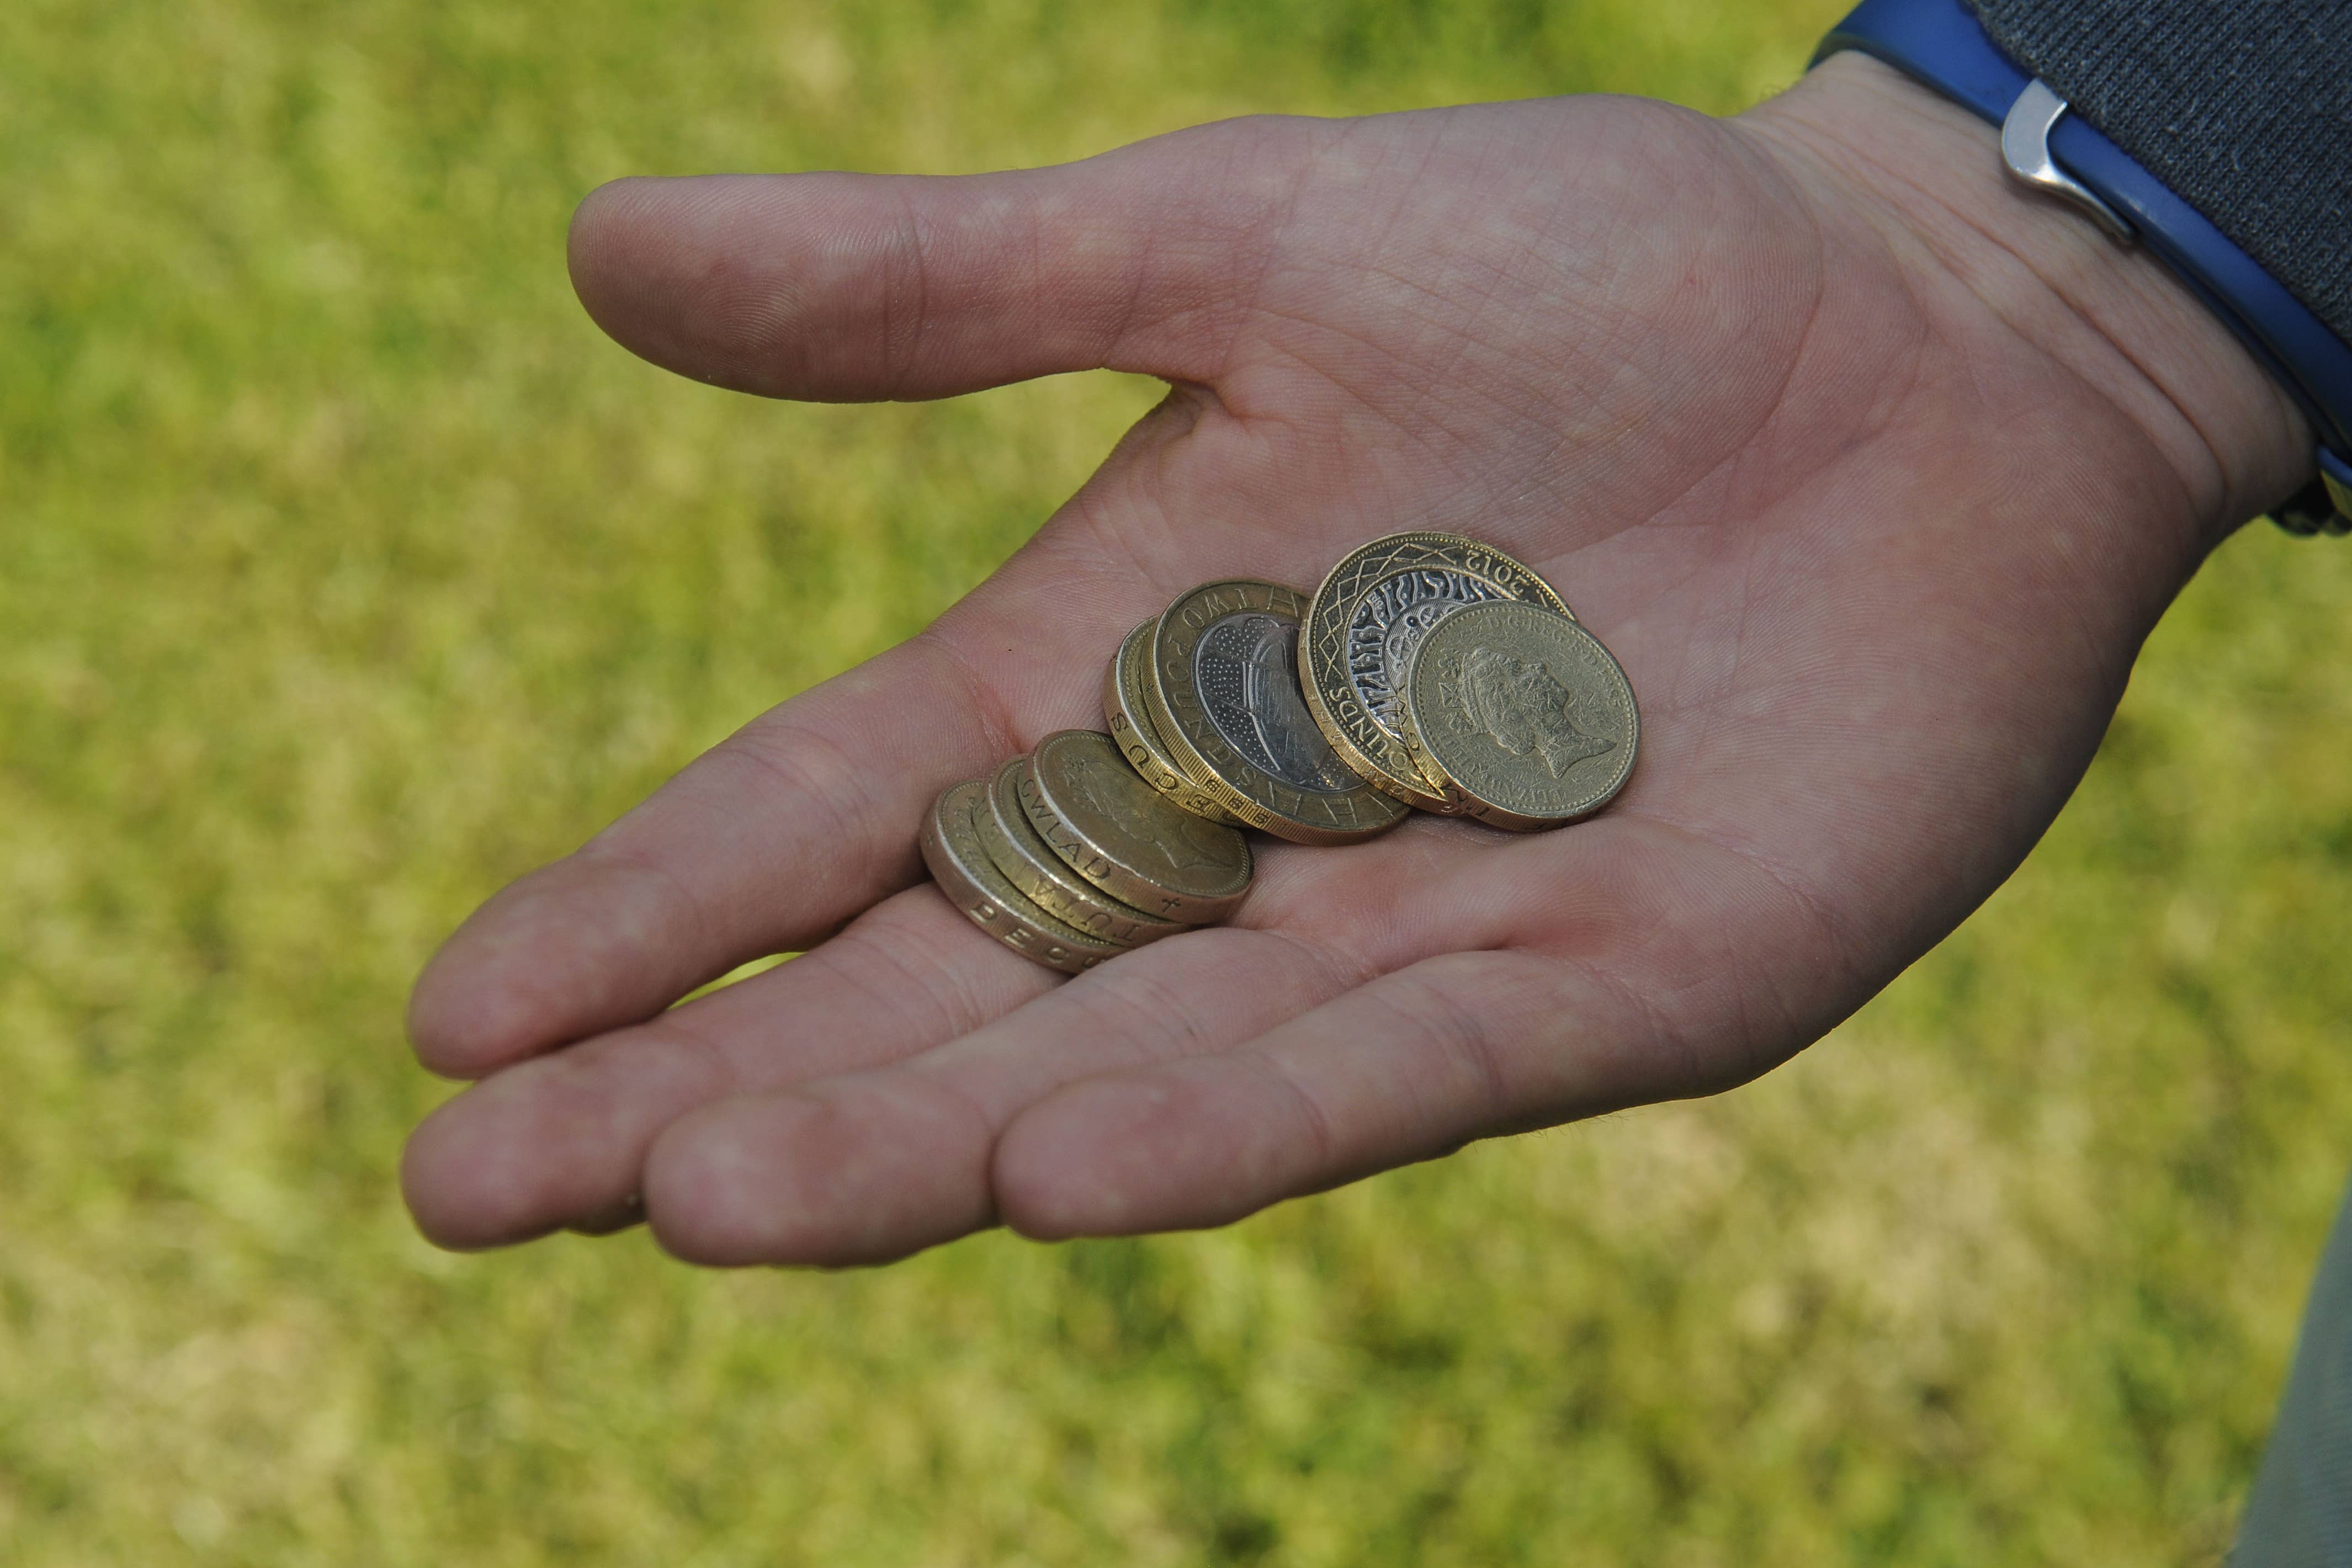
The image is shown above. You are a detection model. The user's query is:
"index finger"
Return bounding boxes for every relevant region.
[406,634,1014,1078]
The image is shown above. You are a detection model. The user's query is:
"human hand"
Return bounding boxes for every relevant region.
[400,55,2309,1264]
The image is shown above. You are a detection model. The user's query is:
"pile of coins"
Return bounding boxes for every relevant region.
[920,531,1638,972]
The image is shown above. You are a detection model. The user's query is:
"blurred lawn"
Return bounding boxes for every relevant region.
[5,0,2351,1562]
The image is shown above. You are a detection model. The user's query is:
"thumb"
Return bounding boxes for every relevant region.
[565,118,1310,402]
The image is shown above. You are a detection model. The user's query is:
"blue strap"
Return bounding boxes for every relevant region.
[1817,0,2352,531]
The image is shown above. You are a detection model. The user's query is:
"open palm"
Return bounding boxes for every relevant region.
[401,56,2302,1264]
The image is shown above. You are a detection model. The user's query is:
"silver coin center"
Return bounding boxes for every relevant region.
[1346,569,1509,740]
[1194,612,1360,795]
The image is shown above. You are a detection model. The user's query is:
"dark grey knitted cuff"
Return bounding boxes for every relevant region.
[1965,0,2352,348]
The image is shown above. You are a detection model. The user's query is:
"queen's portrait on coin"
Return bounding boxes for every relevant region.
[1068,748,1232,875]
[1454,646,1616,778]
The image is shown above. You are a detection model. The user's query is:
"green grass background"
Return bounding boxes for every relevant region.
[6,0,2350,1561]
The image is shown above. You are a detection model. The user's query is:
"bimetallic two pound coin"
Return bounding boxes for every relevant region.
[978,758,1186,947]
[1300,532,1575,811]
[1018,730,1252,922]
[921,780,1123,973]
[1102,619,1243,827]
[1142,579,1408,846]
[1399,600,1638,832]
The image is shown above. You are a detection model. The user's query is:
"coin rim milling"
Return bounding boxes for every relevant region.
[979,758,1186,946]
[1398,600,1639,831]
[920,779,1122,972]
[1142,578,1409,846]
[1018,729,1252,922]
[1299,532,1576,811]
[1102,618,1244,827]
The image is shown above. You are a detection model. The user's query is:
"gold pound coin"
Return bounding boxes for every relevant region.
[1142,579,1408,846]
[978,758,1187,946]
[920,779,1123,974]
[1399,600,1637,832]
[1299,532,1575,811]
[1102,618,1244,827]
[1018,729,1252,923]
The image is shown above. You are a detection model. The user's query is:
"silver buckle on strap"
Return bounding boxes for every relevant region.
[2001,79,2135,243]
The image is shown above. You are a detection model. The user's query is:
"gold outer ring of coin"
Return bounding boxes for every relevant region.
[1398,600,1639,832]
[1017,730,1252,923]
[1102,618,1244,827]
[920,779,1121,974]
[978,758,1187,947]
[1141,579,1409,846]
[1298,531,1576,812]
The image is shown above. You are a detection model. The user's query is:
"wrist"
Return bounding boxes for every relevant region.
[1734,52,2314,556]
